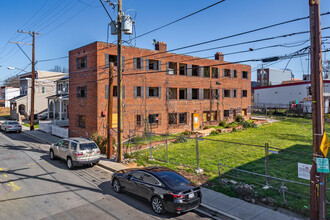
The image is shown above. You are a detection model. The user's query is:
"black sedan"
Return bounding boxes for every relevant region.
[111,166,202,214]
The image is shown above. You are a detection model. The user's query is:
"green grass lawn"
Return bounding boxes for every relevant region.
[131,117,330,217]
[22,123,39,129]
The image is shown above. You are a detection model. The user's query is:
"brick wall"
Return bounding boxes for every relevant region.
[69,41,251,139]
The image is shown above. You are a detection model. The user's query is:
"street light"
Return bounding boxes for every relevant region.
[7,66,29,73]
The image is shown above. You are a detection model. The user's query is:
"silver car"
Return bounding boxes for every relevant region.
[49,137,101,169]
[1,121,22,133]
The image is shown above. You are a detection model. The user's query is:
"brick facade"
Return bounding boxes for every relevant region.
[69,41,251,139]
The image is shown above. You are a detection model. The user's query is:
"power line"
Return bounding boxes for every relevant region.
[99,0,114,22]
[134,0,226,39]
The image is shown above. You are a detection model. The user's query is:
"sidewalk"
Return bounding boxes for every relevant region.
[21,125,61,144]
[20,128,307,220]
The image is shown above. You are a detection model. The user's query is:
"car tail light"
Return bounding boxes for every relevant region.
[8,126,12,128]
[170,192,184,199]
[75,152,83,156]
[97,150,100,154]
[18,125,21,127]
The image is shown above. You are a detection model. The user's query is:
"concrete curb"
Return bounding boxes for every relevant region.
[197,203,241,220]
[96,162,118,173]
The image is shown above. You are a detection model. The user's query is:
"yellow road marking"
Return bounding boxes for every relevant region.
[3,174,7,178]
[27,163,36,166]
[0,168,2,171]
[7,181,21,192]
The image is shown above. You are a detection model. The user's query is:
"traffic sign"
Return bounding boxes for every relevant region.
[316,158,330,173]
[298,163,312,180]
[320,133,329,157]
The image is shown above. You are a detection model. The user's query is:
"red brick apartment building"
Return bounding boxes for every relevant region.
[69,41,251,138]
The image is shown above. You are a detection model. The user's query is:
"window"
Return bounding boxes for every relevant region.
[136,115,142,126]
[212,67,219,78]
[308,86,312,96]
[192,65,199,76]
[168,62,177,75]
[76,86,86,98]
[78,115,86,128]
[168,88,177,99]
[42,86,45,93]
[105,54,118,66]
[168,113,177,124]
[148,59,159,70]
[211,89,219,99]
[242,71,248,79]
[148,114,159,124]
[149,87,159,97]
[242,90,248,97]
[137,86,142,97]
[134,57,142,70]
[62,140,70,149]
[192,89,199,99]
[233,70,237,78]
[224,110,230,117]
[179,63,187,75]
[76,56,87,69]
[71,142,78,150]
[224,69,231,77]
[113,86,118,97]
[203,111,217,121]
[203,89,210,99]
[143,174,161,186]
[233,89,237,98]
[203,66,210,78]
[224,89,230,98]
[179,88,187,100]
[131,171,144,180]
[179,113,187,124]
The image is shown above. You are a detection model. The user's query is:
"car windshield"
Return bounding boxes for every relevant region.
[156,171,190,188]
[8,122,19,125]
[79,142,98,150]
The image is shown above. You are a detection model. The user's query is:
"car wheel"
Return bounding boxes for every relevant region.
[112,178,121,193]
[151,196,165,215]
[49,150,55,160]
[67,157,74,170]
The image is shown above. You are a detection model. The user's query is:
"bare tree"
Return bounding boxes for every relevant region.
[2,75,20,87]
[49,65,68,73]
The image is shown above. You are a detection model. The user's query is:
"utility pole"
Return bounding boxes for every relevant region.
[117,0,123,162]
[15,30,40,131]
[309,0,326,219]
[107,62,114,159]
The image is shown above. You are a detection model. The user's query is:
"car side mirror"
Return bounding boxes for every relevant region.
[51,143,55,147]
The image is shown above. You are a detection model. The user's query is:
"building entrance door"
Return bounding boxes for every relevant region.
[191,113,199,131]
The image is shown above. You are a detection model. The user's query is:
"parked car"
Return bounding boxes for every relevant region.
[49,137,101,169]
[111,167,202,214]
[0,121,22,133]
[28,114,38,120]
[38,112,53,120]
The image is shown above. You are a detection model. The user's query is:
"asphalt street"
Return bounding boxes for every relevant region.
[0,131,211,220]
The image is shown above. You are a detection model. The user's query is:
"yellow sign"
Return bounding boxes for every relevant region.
[320,133,330,157]
[112,113,118,128]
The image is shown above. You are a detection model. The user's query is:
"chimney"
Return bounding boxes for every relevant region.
[215,52,224,61]
[155,41,167,52]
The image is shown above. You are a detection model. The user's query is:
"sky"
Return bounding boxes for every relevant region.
[0,0,329,83]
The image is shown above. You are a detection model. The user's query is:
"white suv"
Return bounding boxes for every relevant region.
[49,137,101,169]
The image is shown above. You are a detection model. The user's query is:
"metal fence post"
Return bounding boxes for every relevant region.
[281,180,287,203]
[265,143,270,186]
[195,134,203,173]
[149,133,153,160]
[218,163,221,184]
[166,134,169,163]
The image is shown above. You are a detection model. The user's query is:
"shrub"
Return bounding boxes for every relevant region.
[229,122,238,128]
[210,130,220,135]
[219,121,226,127]
[232,127,237,132]
[181,130,191,136]
[243,121,251,128]
[235,115,244,123]
[90,133,107,154]
[251,122,258,128]
[204,126,213,130]
[174,134,189,143]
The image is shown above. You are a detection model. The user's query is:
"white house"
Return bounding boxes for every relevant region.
[257,68,293,86]
[10,70,67,121]
[1,86,20,107]
[253,80,330,111]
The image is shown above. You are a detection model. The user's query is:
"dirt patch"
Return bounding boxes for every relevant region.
[175,168,210,186]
